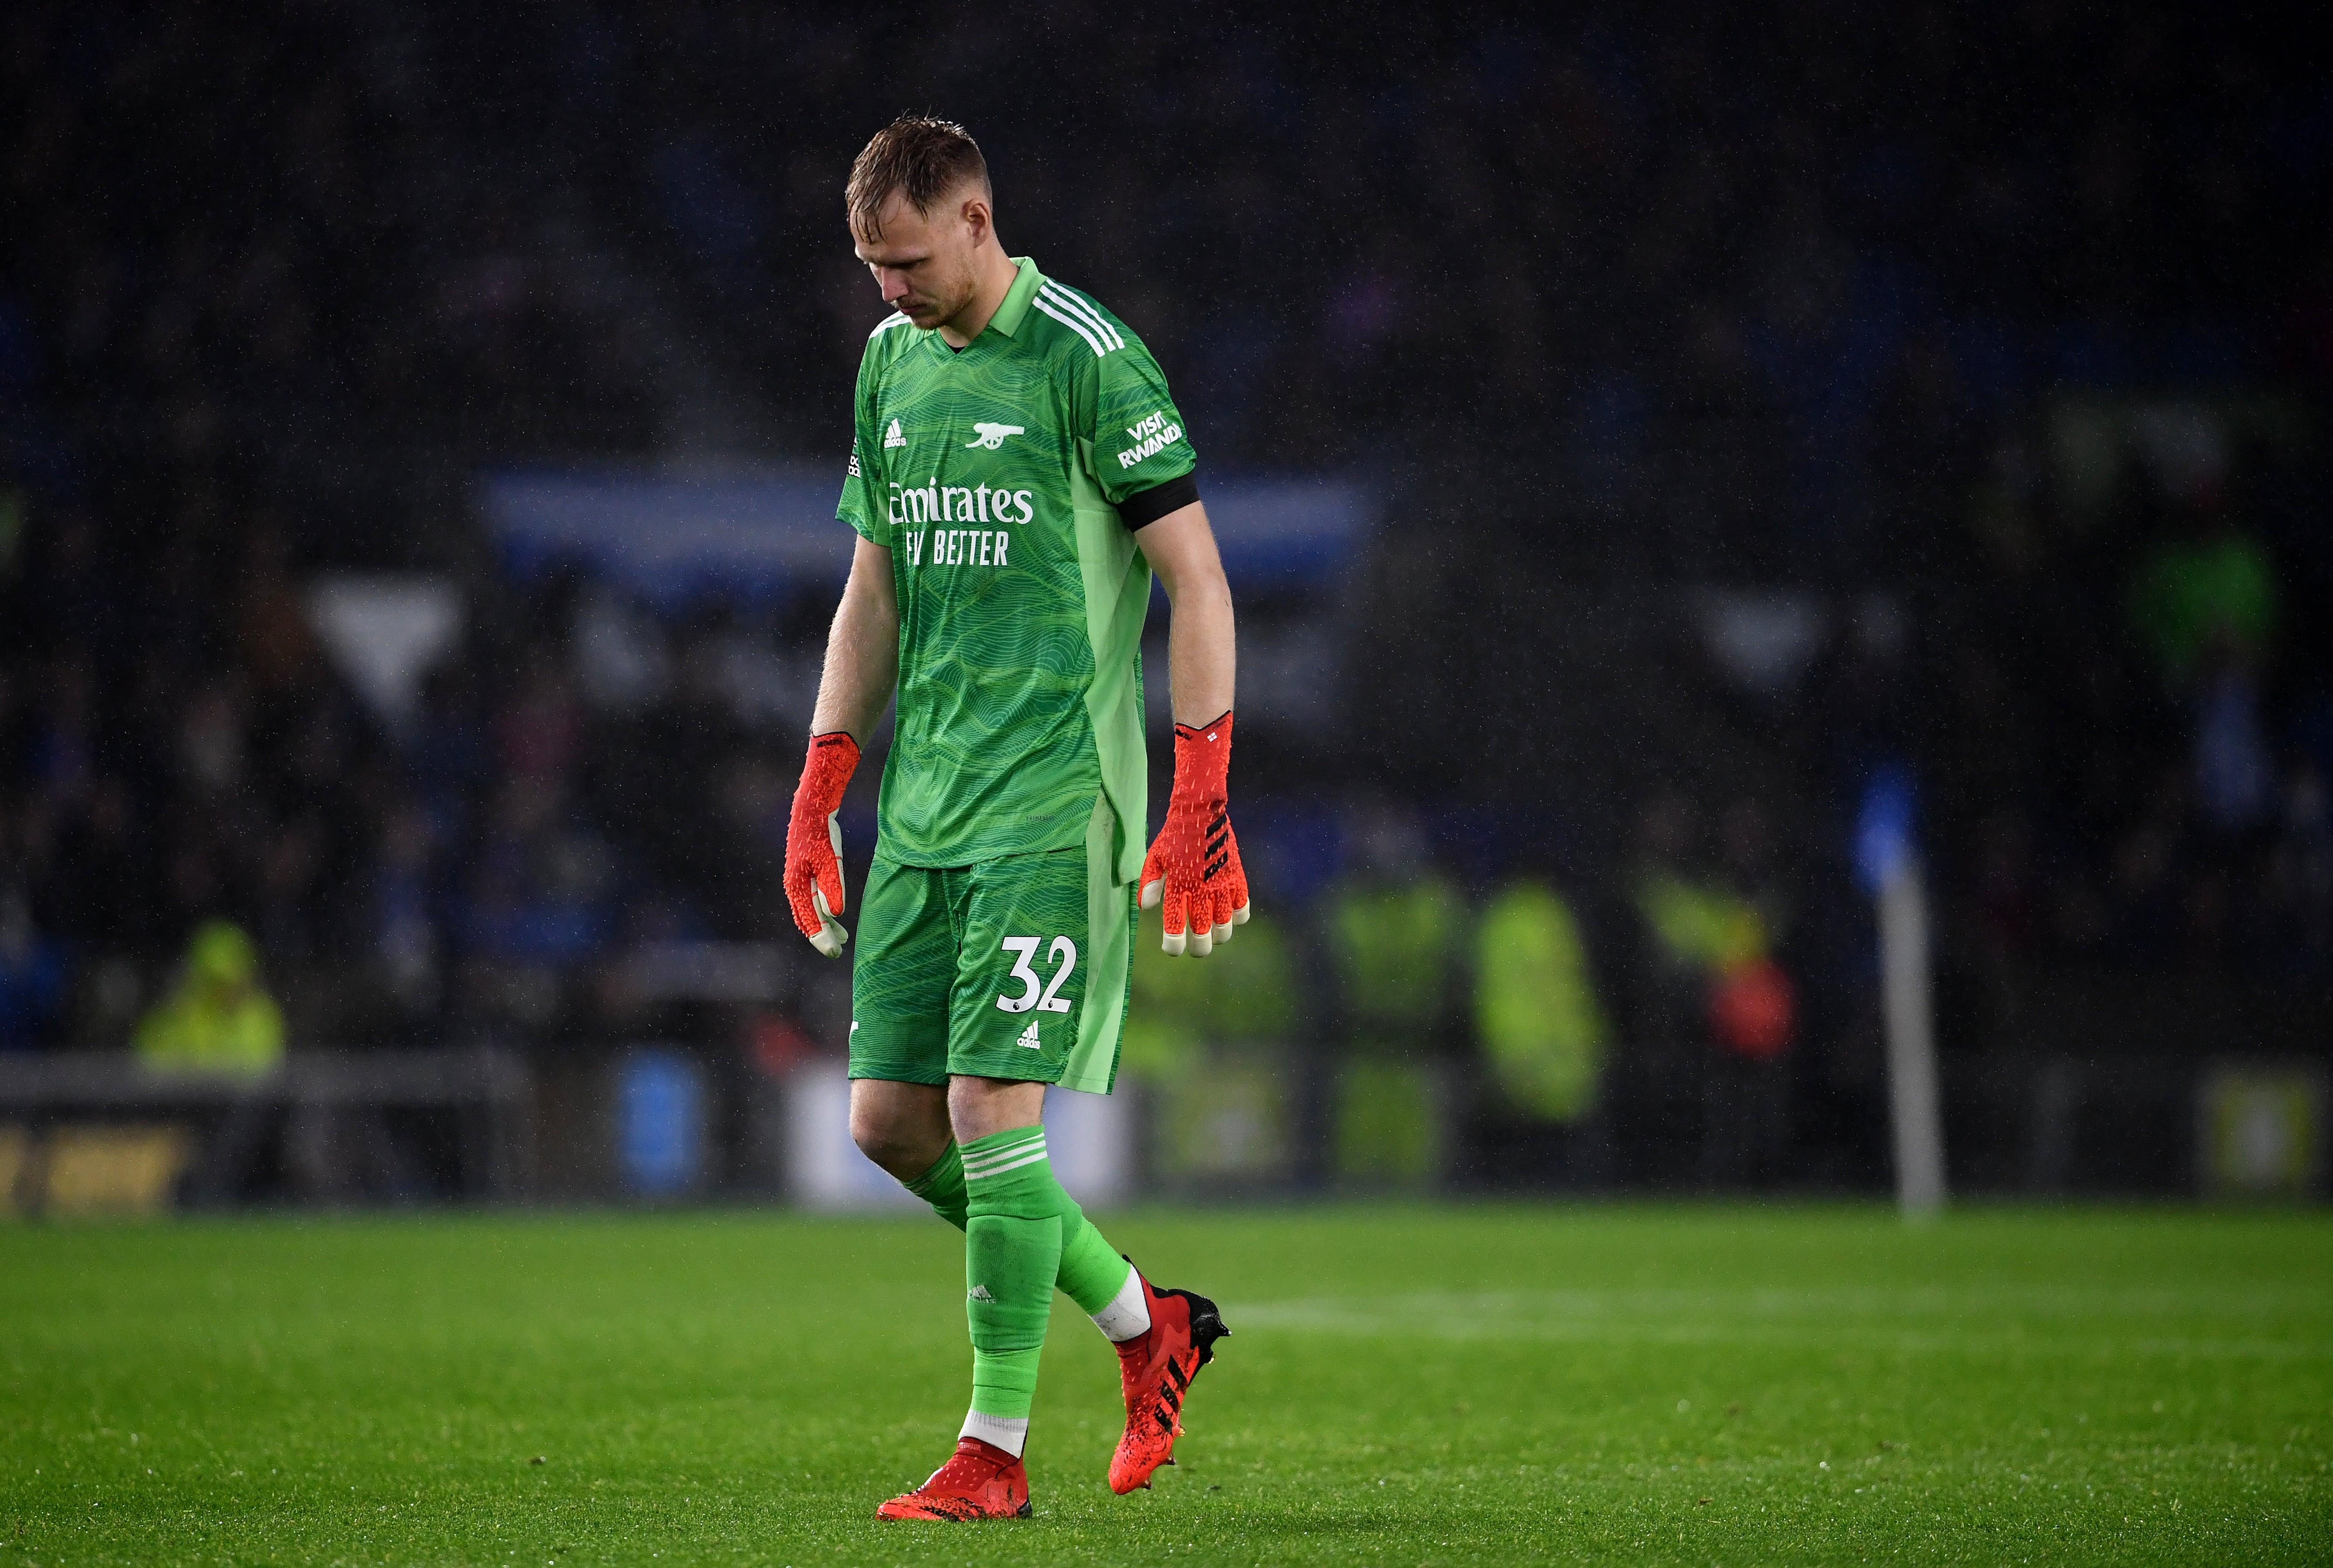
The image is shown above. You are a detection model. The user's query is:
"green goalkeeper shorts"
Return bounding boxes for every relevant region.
[849,825,1136,1095]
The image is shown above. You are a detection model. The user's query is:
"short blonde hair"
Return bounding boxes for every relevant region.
[846,116,989,240]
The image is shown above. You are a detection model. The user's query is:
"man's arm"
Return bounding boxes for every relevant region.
[783,535,897,956]
[1133,500,1249,955]
[812,535,901,741]
[1134,501,1234,723]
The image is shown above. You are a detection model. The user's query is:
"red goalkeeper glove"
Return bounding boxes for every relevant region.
[1139,710,1251,957]
[784,731,859,957]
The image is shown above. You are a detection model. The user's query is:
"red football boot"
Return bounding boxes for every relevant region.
[1109,1270,1230,1494]
[874,1437,1033,1521]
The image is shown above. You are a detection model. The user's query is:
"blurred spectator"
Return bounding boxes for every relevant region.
[1121,909,1300,1081]
[372,803,443,1022]
[48,777,151,951]
[0,888,67,1049]
[1325,806,1465,1051]
[1473,878,1607,1124]
[1323,804,1465,1184]
[2128,510,2281,839]
[28,657,96,804]
[2192,648,2275,836]
[175,679,248,803]
[2128,517,2277,690]
[134,921,284,1075]
[1969,810,2039,969]
[233,522,325,696]
[459,780,616,966]
[1630,792,1798,1185]
[496,648,584,786]
[409,664,490,843]
[1121,907,1306,1188]
[2270,764,2333,964]
[1633,798,1763,1015]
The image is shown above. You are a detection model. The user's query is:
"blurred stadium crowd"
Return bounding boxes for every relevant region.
[2,2,2328,1187]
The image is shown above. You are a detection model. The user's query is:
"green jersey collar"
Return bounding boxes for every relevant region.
[985,257,1042,340]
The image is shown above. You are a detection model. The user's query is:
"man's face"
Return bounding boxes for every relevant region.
[853,186,984,331]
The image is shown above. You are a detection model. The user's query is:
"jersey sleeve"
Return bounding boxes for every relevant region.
[1079,318,1197,511]
[835,334,891,547]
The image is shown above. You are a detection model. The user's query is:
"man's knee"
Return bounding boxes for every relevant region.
[849,1081,949,1178]
[848,1109,916,1171]
[947,1074,1048,1144]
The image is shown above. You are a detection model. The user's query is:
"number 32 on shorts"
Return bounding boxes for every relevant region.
[996,936,1077,1014]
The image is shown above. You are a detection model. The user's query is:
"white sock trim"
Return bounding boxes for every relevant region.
[963,1146,1051,1182]
[959,1409,1029,1457]
[1090,1263,1152,1343]
[961,1131,1048,1180]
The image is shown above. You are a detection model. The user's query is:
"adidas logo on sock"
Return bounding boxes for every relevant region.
[968,1284,996,1302]
[1016,1020,1041,1050]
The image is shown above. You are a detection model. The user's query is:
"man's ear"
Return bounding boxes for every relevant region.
[961,195,992,246]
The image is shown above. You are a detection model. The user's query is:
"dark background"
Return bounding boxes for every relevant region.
[3,1,2329,1196]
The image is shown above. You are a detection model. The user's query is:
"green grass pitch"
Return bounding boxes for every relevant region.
[4,1204,2329,1565]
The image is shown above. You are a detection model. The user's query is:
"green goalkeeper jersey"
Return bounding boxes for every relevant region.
[837,256,1197,880]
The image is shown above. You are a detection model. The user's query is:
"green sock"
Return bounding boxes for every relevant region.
[1056,1203,1134,1316]
[960,1126,1068,1447]
[905,1143,967,1231]
[905,1138,1135,1318]
[968,1346,1042,1427]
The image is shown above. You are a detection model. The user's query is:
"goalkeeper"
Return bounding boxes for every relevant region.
[784,116,1248,1522]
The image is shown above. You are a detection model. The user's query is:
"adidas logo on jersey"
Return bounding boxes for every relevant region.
[1016,1020,1042,1050]
[884,418,906,449]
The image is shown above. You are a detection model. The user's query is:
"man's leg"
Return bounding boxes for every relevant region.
[846,839,1140,1330]
[948,1077,1062,1456]
[944,1073,1223,1498]
[848,857,972,1227]
[846,856,1122,1270]
[849,1078,964,1218]
[850,1077,1135,1338]
[855,864,1041,1521]
[943,1078,1165,1453]
[881,845,1220,1516]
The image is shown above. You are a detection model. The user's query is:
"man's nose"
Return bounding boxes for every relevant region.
[879,270,909,303]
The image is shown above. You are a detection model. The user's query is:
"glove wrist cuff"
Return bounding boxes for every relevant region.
[795,731,860,814]
[1168,710,1232,803]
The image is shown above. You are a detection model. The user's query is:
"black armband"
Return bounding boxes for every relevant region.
[1117,472,1199,531]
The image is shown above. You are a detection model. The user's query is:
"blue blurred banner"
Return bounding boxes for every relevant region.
[1195,475,1380,591]
[483,465,849,611]
[479,465,1377,610]
[618,1048,704,1196]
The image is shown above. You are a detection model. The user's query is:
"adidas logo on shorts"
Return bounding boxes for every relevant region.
[1016,1021,1041,1050]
